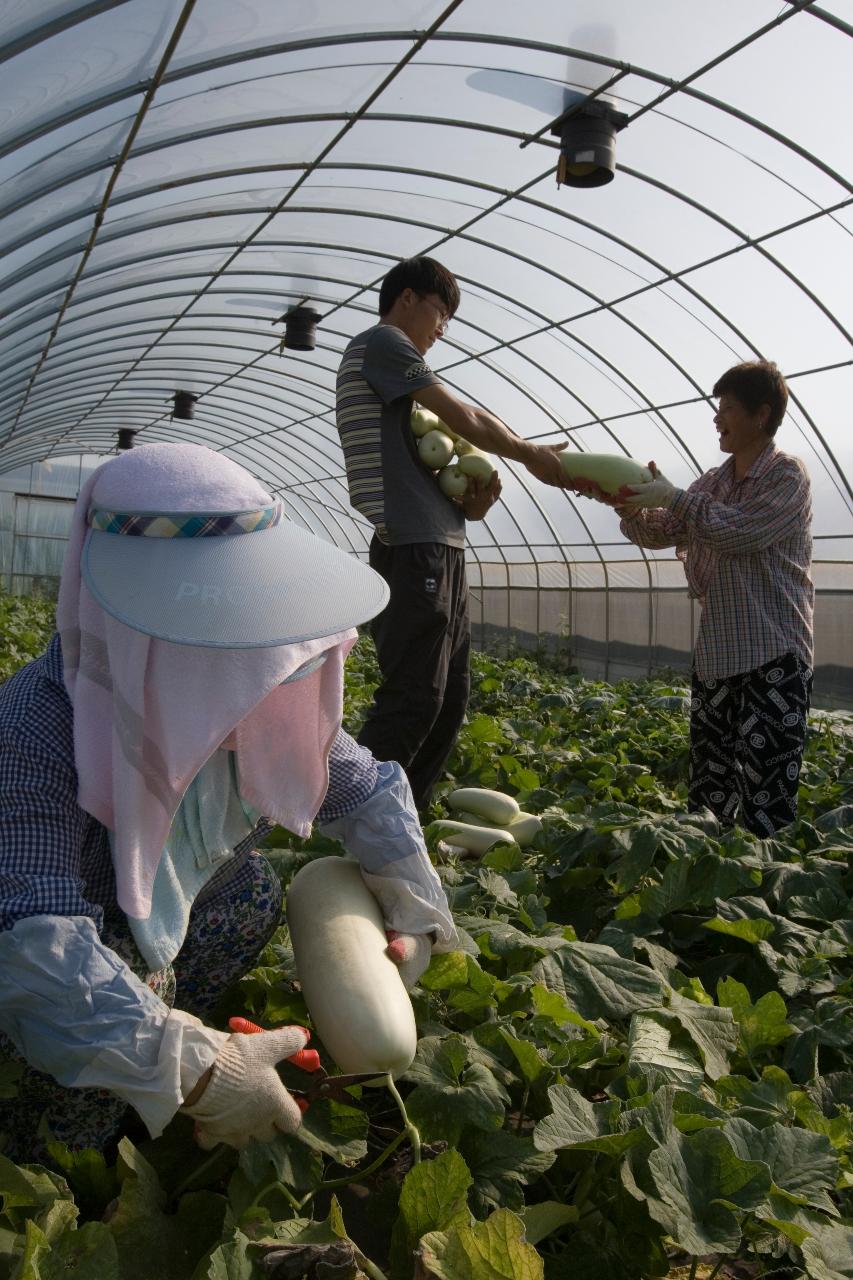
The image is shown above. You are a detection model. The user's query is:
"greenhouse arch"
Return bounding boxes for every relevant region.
[0,0,850,701]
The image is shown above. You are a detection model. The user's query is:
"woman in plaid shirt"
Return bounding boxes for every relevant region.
[617,360,814,836]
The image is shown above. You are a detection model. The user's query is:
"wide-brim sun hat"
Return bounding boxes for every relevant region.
[79,442,389,647]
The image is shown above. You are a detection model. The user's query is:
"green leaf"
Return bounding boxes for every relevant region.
[106,1141,226,1280]
[459,1131,555,1214]
[466,716,509,745]
[507,767,540,791]
[11,1217,51,1277]
[403,1035,510,1145]
[627,1012,705,1088]
[715,1067,798,1126]
[44,1144,119,1222]
[716,977,795,1058]
[801,1222,853,1280]
[0,1154,46,1215]
[533,1085,642,1157]
[724,1117,839,1214]
[518,1201,578,1246]
[35,1197,77,1245]
[498,1030,548,1084]
[475,870,518,908]
[703,916,775,943]
[530,941,665,1021]
[390,1149,472,1280]
[655,992,738,1081]
[237,1134,324,1195]
[198,1229,257,1279]
[296,1097,368,1162]
[417,1207,544,1280]
[623,1126,771,1256]
[529,984,599,1035]
[422,951,472,991]
[37,1220,120,1280]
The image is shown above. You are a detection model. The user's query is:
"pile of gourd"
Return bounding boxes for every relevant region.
[434,787,542,854]
[411,408,496,497]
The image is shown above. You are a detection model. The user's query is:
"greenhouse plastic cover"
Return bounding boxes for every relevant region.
[0,1,851,682]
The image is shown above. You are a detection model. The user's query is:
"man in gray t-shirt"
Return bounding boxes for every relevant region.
[336,256,569,810]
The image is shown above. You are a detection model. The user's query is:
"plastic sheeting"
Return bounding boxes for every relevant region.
[0,2,851,694]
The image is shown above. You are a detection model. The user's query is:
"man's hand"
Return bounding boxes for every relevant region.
[523,442,569,488]
[385,930,433,989]
[461,470,502,520]
[182,1025,309,1149]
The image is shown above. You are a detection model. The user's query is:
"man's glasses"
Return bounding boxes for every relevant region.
[416,294,451,335]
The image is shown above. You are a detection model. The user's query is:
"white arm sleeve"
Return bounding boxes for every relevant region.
[0,914,228,1137]
[318,760,458,950]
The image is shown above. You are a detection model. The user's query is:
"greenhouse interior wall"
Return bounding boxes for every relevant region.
[4,457,852,712]
[468,558,853,711]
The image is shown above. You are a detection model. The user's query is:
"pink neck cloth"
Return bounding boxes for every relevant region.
[57,462,355,921]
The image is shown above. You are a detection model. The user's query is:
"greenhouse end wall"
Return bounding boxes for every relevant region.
[2,462,850,709]
[470,569,853,711]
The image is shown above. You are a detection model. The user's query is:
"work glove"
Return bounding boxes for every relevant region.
[182,1024,309,1149]
[622,471,678,510]
[385,929,433,989]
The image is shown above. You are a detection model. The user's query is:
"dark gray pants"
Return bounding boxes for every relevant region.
[358,538,470,810]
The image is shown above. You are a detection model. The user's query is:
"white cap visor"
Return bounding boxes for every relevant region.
[81,520,388,648]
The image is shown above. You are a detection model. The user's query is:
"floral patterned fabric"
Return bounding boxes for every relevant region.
[0,852,281,1163]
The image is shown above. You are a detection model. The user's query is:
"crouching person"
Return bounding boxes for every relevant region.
[0,443,456,1162]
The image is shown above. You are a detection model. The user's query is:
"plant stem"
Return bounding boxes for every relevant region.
[386,1073,421,1165]
[706,1260,724,1280]
[170,1142,230,1200]
[688,1259,698,1280]
[256,1177,302,1214]
[297,1129,408,1208]
[515,1085,530,1135]
[353,1250,390,1280]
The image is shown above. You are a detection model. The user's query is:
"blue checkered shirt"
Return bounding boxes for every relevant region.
[0,635,378,933]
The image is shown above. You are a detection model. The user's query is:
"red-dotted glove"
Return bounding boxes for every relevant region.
[385,930,433,989]
[622,472,677,510]
[182,1025,309,1149]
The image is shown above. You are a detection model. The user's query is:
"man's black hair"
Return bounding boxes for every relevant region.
[378,257,460,318]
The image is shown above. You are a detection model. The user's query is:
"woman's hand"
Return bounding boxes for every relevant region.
[182,1025,310,1148]
[385,930,434,988]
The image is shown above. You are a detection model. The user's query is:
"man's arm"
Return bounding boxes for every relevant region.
[413,384,568,488]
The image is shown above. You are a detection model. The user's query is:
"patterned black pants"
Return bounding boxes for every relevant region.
[688,653,813,835]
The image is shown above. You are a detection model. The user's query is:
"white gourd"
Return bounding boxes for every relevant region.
[457,450,495,481]
[432,820,516,853]
[508,812,543,846]
[418,429,455,469]
[410,407,441,437]
[285,857,418,1076]
[438,465,469,498]
[559,452,653,495]
[447,787,520,825]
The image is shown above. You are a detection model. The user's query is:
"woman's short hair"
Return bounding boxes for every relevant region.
[378,257,461,318]
[712,360,789,436]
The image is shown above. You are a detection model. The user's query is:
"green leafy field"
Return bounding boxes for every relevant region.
[1,624,851,1280]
